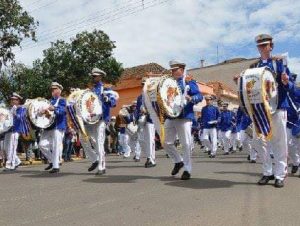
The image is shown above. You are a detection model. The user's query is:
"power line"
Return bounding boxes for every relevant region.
[18,0,171,52]
[23,0,49,8]
[29,0,59,13]
[34,0,138,37]
[21,0,141,45]
[19,0,169,51]
[218,21,300,61]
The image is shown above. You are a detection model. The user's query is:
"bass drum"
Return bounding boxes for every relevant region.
[0,107,13,134]
[145,76,183,119]
[68,89,102,125]
[126,122,138,137]
[238,66,278,139]
[158,76,183,118]
[27,98,55,129]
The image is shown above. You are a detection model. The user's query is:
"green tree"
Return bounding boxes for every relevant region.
[41,29,123,90]
[0,62,51,103]
[0,29,123,103]
[0,0,38,69]
[0,70,14,102]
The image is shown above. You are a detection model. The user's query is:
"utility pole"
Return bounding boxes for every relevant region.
[217,45,219,64]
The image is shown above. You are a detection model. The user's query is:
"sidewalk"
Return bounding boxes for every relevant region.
[0,153,85,167]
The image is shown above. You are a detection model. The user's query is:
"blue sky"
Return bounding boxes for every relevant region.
[15,0,300,74]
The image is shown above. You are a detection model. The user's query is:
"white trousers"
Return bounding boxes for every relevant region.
[240,130,256,160]
[201,128,217,155]
[287,128,300,166]
[231,132,241,151]
[39,129,65,169]
[256,110,288,180]
[129,133,141,160]
[80,121,106,170]
[164,119,193,173]
[221,130,231,153]
[0,140,4,160]
[217,130,222,147]
[143,123,156,164]
[119,133,131,157]
[4,132,21,169]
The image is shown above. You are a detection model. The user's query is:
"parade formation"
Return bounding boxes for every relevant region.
[1,33,300,190]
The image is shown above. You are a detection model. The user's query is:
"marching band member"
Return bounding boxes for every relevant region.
[39,83,67,173]
[251,34,294,188]
[3,93,27,171]
[117,105,132,158]
[0,136,4,168]
[219,103,235,155]
[217,105,223,149]
[200,95,219,158]
[286,83,300,174]
[127,101,141,161]
[108,116,118,153]
[164,60,203,180]
[230,108,241,153]
[136,79,156,168]
[236,107,256,162]
[81,68,117,175]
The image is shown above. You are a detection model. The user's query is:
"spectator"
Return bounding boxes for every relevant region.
[63,127,76,162]
[108,116,118,153]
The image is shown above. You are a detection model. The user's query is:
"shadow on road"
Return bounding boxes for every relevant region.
[107,165,145,169]
[214,171,261,177]
[82,175,161,184]
[82,174,256,189]
[15,170,92,178]
[196,160,248,164]
[164,177,255,189]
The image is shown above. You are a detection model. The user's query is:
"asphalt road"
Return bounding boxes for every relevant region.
[1,147,300,226]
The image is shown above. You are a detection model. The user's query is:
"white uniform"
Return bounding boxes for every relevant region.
[79,121,106,170]
[287,128,300,167]
[39,97,66,170]
[128,122,141,160]
[4,132,21,169]
[231,132,241,151]
[201,128,217,155]
[220,130,232,153]
[39,129,64,169]
[0,139,4,162]
[120,132,131,158]
[164,119,193,173]
[240,130,256,160]
[143,122,156,164]
[255,111,288,180]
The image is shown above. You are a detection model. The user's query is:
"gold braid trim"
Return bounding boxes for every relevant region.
[261,68,273,141]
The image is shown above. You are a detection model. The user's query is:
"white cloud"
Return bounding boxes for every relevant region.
[289,57,300,75]
[15,0,300,70]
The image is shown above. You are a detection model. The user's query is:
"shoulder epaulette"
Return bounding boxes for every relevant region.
[271,55,284,61]
[104,83,113,89]
[249,60,260,68]
[185,74,194,82]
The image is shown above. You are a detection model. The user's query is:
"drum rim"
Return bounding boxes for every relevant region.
[158,76,183,118]
[0,107,13,134]
[28,98,55,129]
[77,89,102,125]
[238,66,278,115]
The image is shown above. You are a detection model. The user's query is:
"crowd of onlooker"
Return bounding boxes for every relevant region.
[0,116,164,167]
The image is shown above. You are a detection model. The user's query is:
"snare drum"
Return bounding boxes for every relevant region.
[27,98,55,129]
[238,67,278,139]
[0,107,13,134]
[68,89,102,125]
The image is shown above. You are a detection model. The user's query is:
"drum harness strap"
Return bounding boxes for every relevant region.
[181,72,190,108]
[258,59,300,116]
[277,59,300,117]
